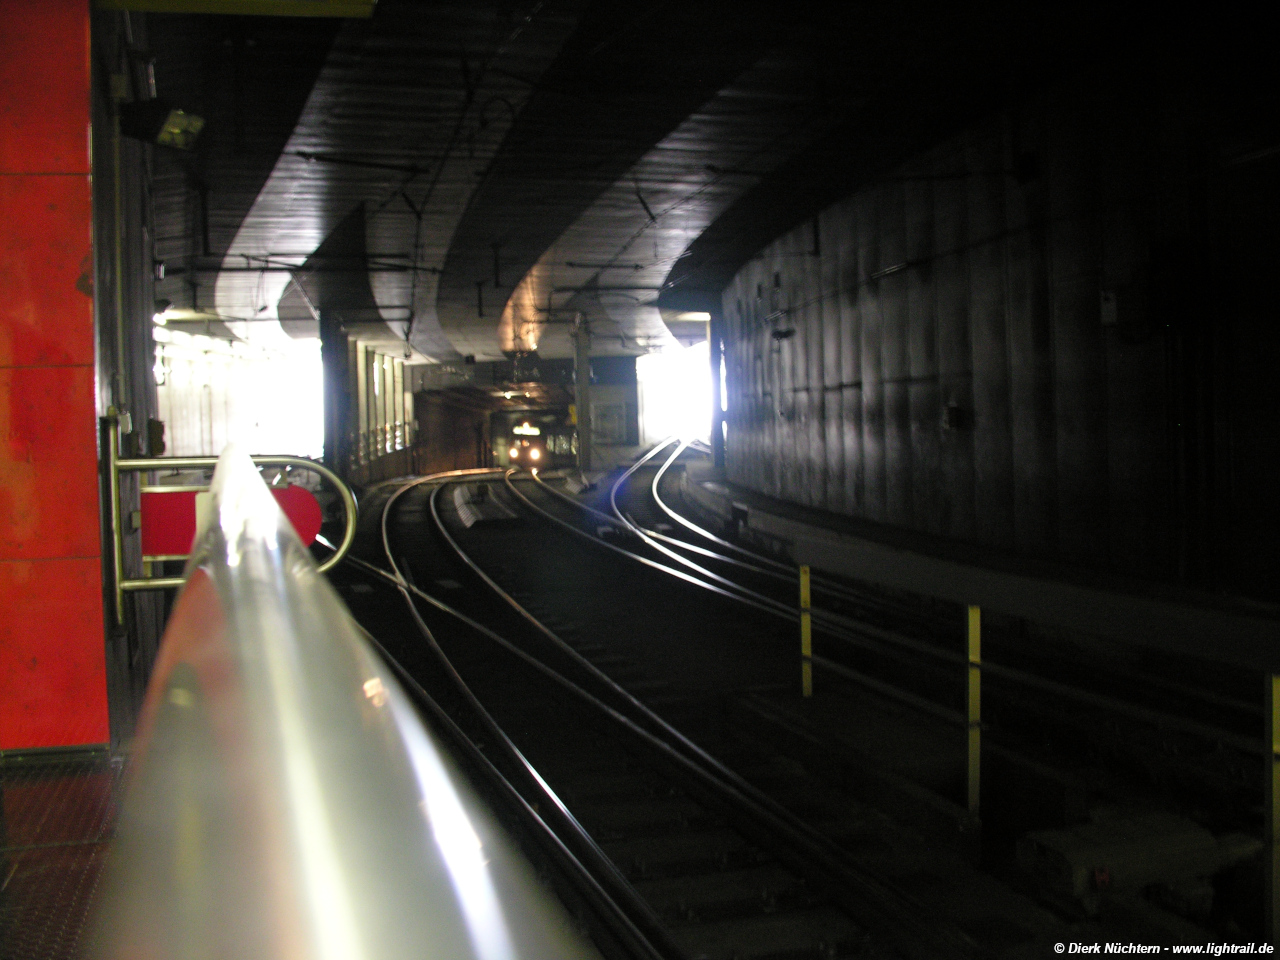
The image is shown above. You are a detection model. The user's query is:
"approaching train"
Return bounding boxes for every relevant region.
[494,410,577,469]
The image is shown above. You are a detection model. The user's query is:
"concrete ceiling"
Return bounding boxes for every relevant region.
[148,0,1149,366]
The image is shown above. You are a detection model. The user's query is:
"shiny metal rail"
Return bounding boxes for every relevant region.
[642,444,1280,937]
[530,465,784,581]
[638,447,1273,753]
[87,448,600,960]
[105,415,358,620]
[649,438,794,575]
[518,465,947,658]
[648,443,957,632]
[607,444,797,608]
[648,443,953,631]
[382,476,981,959]
[516,443,1273,839]
[371,470,684,960]
[504,470,786,619]
[488,448,1277,941]
[569,443,920,641]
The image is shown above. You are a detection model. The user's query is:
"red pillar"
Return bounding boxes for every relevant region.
[0,1,110,750]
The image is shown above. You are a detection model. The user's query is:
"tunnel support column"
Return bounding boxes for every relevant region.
[573,315,592,473]
[708,311,726,471]
[1267,674,1279,944]
[320,310,350,472]
[966,606,981,817]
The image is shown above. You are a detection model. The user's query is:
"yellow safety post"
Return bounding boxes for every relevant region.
[800,565,812,697]
[966,605,981,816]
[1267,674,1279,945]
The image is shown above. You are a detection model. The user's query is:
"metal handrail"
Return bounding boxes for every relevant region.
[105,415,358,620]
[87,446,600,960]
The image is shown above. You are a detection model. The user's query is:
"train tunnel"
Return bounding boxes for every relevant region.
[2,1,1279,956]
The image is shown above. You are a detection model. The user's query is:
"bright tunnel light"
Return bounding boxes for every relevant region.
[153,333,323,458]
[637,340,711,445]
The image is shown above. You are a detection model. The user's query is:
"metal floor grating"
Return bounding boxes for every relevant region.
[0,752,121,960]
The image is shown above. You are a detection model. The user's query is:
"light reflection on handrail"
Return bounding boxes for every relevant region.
[87,446,601,960]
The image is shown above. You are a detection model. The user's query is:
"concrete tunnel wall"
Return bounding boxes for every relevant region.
[720,64,1280,602]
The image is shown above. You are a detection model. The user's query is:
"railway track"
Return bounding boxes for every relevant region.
[515,443,1264,829]
[329,441,1266,949]
[333,472,981,960]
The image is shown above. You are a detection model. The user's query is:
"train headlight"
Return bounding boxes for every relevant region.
[529,447,541,460]
[508,446,520,459]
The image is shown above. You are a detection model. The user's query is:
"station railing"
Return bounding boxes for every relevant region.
[104,415,357,621]
[87,446,600,960]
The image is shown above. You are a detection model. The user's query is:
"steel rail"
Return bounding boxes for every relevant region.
[527,470,789,580]
[641,444,1268,751]
[511,467,1005,693]
[607,448,796,615]
[531,445,844,603]
[366,470,685,960]
[603,441,793,584]
[533,466,935,656]
[347,546,963,755]
[412,479,982,960]
[515,467,967,674]
[351,619,676,960]
[647,443,931,622]
[410,460,1263,847]
[619,458,962,655]
[502,471,790,621]
[352,558,954,959]
[648,439,795,574]
[633,519,797,581]
[422,466,1267,941]
[644,444,927,631]
[347,546,785,797]
[549,450,1268,764]
[430,481,787,749]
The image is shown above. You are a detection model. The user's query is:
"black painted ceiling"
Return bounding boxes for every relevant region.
[147,13,340,316]
[144,0,1174,366]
